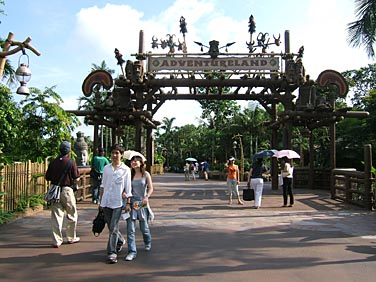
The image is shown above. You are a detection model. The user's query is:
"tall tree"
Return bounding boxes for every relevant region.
[0,84,23,158]
[342,63,376,107]
[347,0,376,58]
[18,86,80,161]
[158,117,177,167]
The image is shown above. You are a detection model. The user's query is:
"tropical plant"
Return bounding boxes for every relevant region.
[17,86,80,161]
[347,0,376,58]
[0,84,23,158]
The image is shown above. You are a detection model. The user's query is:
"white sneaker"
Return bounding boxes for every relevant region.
[107,254,117,264]
[145,244,151,251]
[124,252,136,261]
[68,237,80,244]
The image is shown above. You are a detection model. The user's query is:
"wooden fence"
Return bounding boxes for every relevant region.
[331,145,375,210]
[0,161,165,213]
[0,160,49,212]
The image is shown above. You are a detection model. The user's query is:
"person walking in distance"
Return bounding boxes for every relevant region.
[45,141,81,248]
[90,147,109,204]
[202,160,209,181]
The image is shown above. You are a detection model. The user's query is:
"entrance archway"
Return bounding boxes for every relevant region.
[68,16,368,191]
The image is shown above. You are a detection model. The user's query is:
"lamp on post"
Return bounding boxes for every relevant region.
[15,53,32,95]
[232,140,238,159]
[233,134,244,181]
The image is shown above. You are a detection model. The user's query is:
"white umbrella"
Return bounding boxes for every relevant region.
[124,150,146,161]
[185,157,197,162]
[273,149,300,159]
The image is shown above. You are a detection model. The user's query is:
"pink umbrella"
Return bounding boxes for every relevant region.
[273,149,300,159]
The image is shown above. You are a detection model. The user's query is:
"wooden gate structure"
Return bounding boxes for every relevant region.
[67,15,372,200]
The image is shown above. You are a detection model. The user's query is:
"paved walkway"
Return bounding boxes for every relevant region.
[0,173,375,282]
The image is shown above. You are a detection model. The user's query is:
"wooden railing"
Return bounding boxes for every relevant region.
[331,145,375,210]
[293,168,331,190]
[0,161,165,213]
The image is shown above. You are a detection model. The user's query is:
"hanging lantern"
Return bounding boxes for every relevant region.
[16,53,32,95]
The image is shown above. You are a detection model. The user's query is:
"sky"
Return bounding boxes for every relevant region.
[1,0,374,139]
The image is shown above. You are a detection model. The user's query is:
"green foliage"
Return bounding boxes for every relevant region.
[347,0,376,58]
[0,84,82,163]
[15,193,45,212]
[0,85,24,157]
[0,210,14,225]
[342,64,376,108]
[28,193,46,207]
[153,153,165,164]
[15,196,28,212]
[16,86,80,161]
[339,65,376,169]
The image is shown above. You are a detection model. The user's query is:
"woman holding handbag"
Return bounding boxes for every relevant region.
[247,158,268,209]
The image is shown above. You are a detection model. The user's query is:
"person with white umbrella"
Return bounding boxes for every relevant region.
[280,157,294,207]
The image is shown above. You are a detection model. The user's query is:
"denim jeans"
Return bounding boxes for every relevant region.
[126,216,152,254]
[103,207,125,255]
[92,177,102,203]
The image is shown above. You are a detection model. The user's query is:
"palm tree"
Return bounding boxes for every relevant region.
[91,60,115,75]
[159,117,177,167]
[347,0,376,58]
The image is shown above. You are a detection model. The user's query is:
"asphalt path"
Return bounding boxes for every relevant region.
[0,173,375,282]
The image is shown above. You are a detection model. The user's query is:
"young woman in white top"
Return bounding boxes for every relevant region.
[280,157,294,207]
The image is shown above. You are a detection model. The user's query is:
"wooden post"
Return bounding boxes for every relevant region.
[0,32,41,79]
[271,102,279,190]
[364,144,373,210]
[284,30,290,54]
[0,32,14,79]
[308,130,314,189]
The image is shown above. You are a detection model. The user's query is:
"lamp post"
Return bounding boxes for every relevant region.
[0,32,40,86]
[233,134,244,181]
[232,140,237,159]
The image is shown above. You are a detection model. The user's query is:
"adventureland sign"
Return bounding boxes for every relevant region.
[148,56,280,72]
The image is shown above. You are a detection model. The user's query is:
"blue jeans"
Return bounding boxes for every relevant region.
[92,177,102,203]
[103,207,125,255]
[126,216,152,254]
